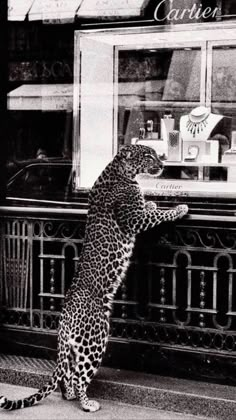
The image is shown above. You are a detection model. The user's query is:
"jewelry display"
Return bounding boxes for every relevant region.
[186,107,210,138]
[131,106,229,172]
[184,145,199,161]
[180,106,223,163]
[180,106,223,143]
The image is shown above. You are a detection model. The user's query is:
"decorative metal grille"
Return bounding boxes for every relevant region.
[112,223,236,355]
[0,214,86,332]
[1,213,236,359]
[0,220,32,310]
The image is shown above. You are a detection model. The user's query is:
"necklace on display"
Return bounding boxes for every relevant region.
[186,106,210,138]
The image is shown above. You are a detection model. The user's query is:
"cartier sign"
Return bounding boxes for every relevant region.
[154,0,219,22]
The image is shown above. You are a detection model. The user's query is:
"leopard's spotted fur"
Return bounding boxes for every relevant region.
[0,145,188,412]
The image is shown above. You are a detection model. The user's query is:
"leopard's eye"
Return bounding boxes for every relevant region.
[144,153,155,162]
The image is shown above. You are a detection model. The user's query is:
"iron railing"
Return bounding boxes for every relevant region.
[1,207,236,371]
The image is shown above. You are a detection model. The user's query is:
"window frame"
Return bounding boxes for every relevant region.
[206,39,236,109]
[74,23,236,197]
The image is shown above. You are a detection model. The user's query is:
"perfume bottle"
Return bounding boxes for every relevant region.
[167,130,182,161]
[146,120,153,139]
[161,113,175,156]
[139,127,146,139]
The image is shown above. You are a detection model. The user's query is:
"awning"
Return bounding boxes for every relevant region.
[8,0,83,23]
[28,0,83,23]
[8,0,149,22]
[77,0,149,19]
[7,84,73,111]
[8,0,34,21]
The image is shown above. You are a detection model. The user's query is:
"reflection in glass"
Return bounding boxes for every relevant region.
[118,48,201,147]
[212,47,236,103]
[118,48,201,106]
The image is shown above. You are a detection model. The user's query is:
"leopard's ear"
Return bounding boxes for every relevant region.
[125,151,132,159]
[118,146,132,160]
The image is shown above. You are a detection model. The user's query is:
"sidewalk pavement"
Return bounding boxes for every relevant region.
[0,383,213,420]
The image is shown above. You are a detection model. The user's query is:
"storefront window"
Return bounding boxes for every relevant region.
[75,25,236,196]
[118,47,202,148]
[6,23,74,204]
[7,19,236,202]
[212,46,236,103]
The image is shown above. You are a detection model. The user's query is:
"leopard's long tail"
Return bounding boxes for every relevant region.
[0,364,62,410]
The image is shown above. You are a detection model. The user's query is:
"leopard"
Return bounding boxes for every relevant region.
[0,144,188,412]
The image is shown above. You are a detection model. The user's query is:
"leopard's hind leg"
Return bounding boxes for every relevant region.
[60,376,76,401]
[73,367,101,412]
[70,334,107,412]
[59,343,77,401]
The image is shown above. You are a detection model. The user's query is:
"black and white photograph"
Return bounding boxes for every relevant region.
[1,1,236,419]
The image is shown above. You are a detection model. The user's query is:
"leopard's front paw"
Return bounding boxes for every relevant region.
[146,201,156,211]
[176,204,189,218]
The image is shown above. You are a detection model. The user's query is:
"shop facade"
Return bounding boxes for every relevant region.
[1,0,236,381]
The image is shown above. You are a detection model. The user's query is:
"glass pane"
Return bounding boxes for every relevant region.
[118,47,201,148]
[220,0,236,21]
[118,48,201,103]
[78,37,114,188]
[212,46,236,103]
[210,44,236,185]
[6,23,73,204]
[7,163,71,201]
[6,111,72,178]
[117,43,236,192]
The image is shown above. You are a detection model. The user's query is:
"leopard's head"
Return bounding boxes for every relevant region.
[116,145,164,179]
